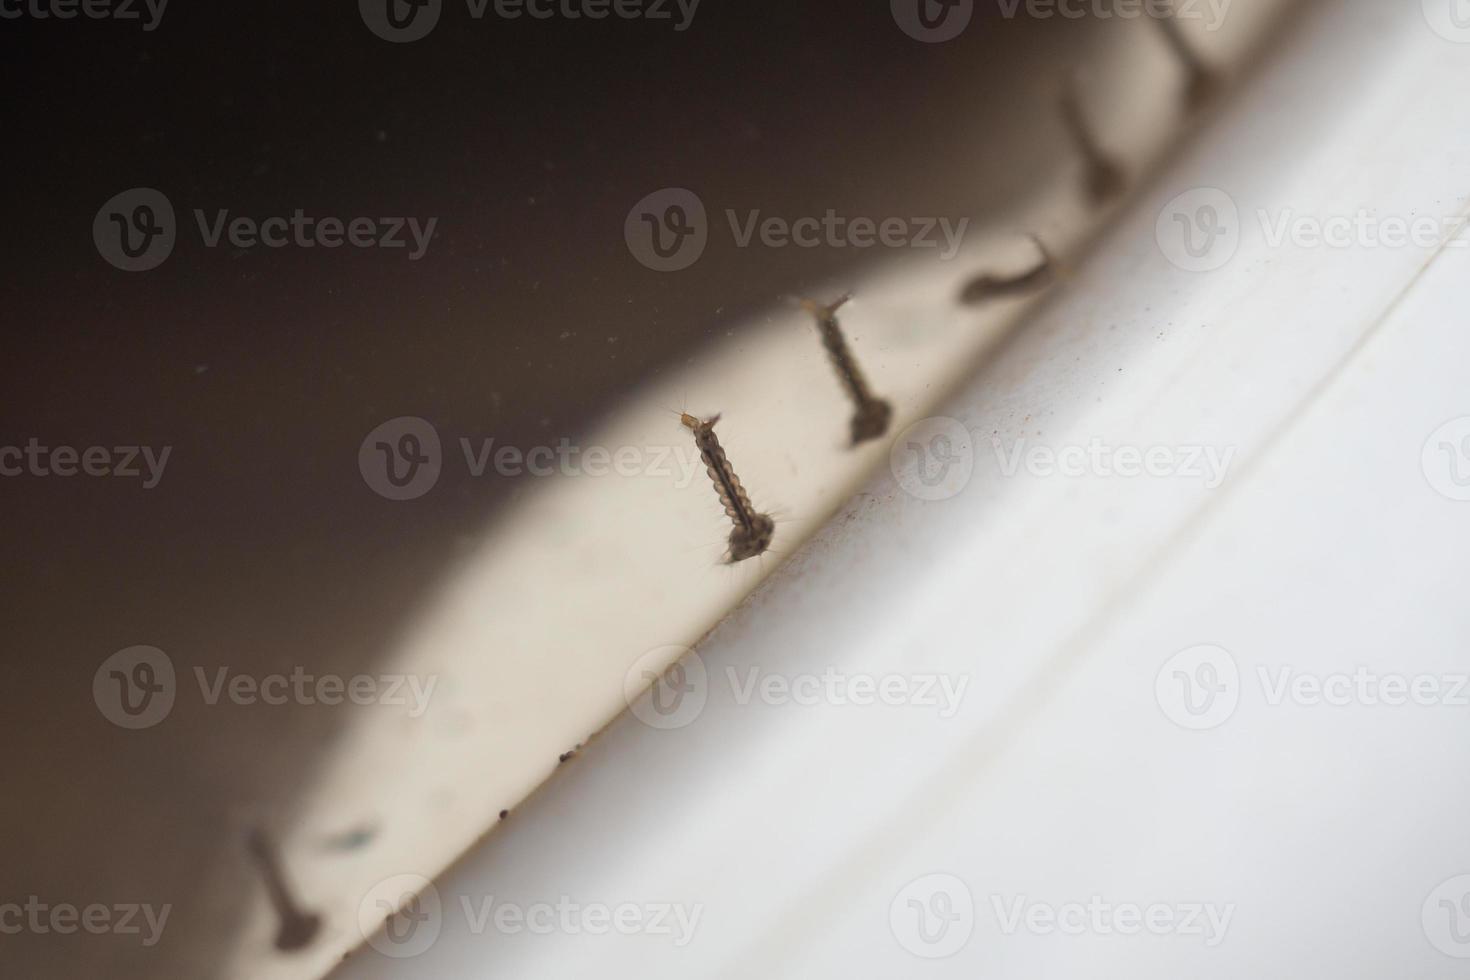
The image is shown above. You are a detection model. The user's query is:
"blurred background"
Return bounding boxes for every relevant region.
[15,1,1470,978]
[1,7,1114,976]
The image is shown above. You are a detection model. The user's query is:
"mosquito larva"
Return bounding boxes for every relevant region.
[799,295,893,445]
[246,828,322,952]
[680,412,775,562]
[1153,0,1219,110]
[958,234,1055,305]
[1060,74,1127,205]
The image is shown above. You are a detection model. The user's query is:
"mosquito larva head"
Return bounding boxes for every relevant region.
[799,294,851,322]
[681,412,722,436]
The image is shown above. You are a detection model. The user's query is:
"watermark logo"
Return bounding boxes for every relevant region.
[1157,648,1469,730]
[890,873,974,958]
[625,190,971,270]
[991,895,1234,945]
[624,650,971,729]
[725,667,969,717]
[727,210,969,259]
[992,436,1234,488]
[95,191,437,269]
[1422,417,1470,501]
[357,876,701,953]
[359,874,443,958]
[0,897,171,946]
[458,895,702,944]
[192,209,437,258]
[459,437,702,484]
[1155,644,1239,730]
[624,646,707,730]
[94,649,439,727]
[360,0,443,41]
[625,188,708,272]
[1156,187,1239,272]
[891,0,973,42]
[896,0,1230,40]
[93,646,176,730]
[362,0,698,38]
[1257,209,1469,251]
[1424,0,1470,42]
[94,188,176,272]
[1258,666,1470,709]
[358,418,712,499]
[476,0,699,28]
[891,417,975,501]
[0,0,169,30]
[1160,189,1470,270]
[195,667,438,716]
[993,0,1231,30]
[1424,875,1470,957]
[0,439,172,488]
[360,417,443,501]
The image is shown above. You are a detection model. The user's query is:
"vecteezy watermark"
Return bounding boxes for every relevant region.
[93,647,439,729]
[457,896,701,947]
[1254,209,1470,251]
[993,0,1231,29]
[1157,187,1470,271]
[891,0,972,42]
[1155,644,1241,730]
[93,188,177,272]
[356,875,702,958]
[0,0,168,30]
[892,0,1229,42]
[623,646,707,730]
[1422,417,1470,502]
[0,897,171,947]
[1156,644,1470,731]
[624,188,708,272]
[622,648,971,730]
[992,437,1235,489]
[890,874,975,958]
[94,188,438,271]
[359,875,443,959]
[0,439,171,488]
[359,0,700,43]
[726,667,969,716]
[1423,0,1470,43]
[990,895,1235,946]
[1256,667,1470,709]
[358,415,707,501]
[890,417,976,502]
[194,667,438,717]
[624,188,971,272]
[890,874,1234,956]
[726,210,970,261]
[1423,874,1470,958]
[359,417,443,500]
[1155,187,1240,272]
[93,646,177,730]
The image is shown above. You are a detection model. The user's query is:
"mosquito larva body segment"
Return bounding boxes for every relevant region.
[1060,77,1127,205]
[245,828,323,952]
[959,234,1055,305]
[681,412,775,563]
[1153,0,1219,109]
[799,295,893,445]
